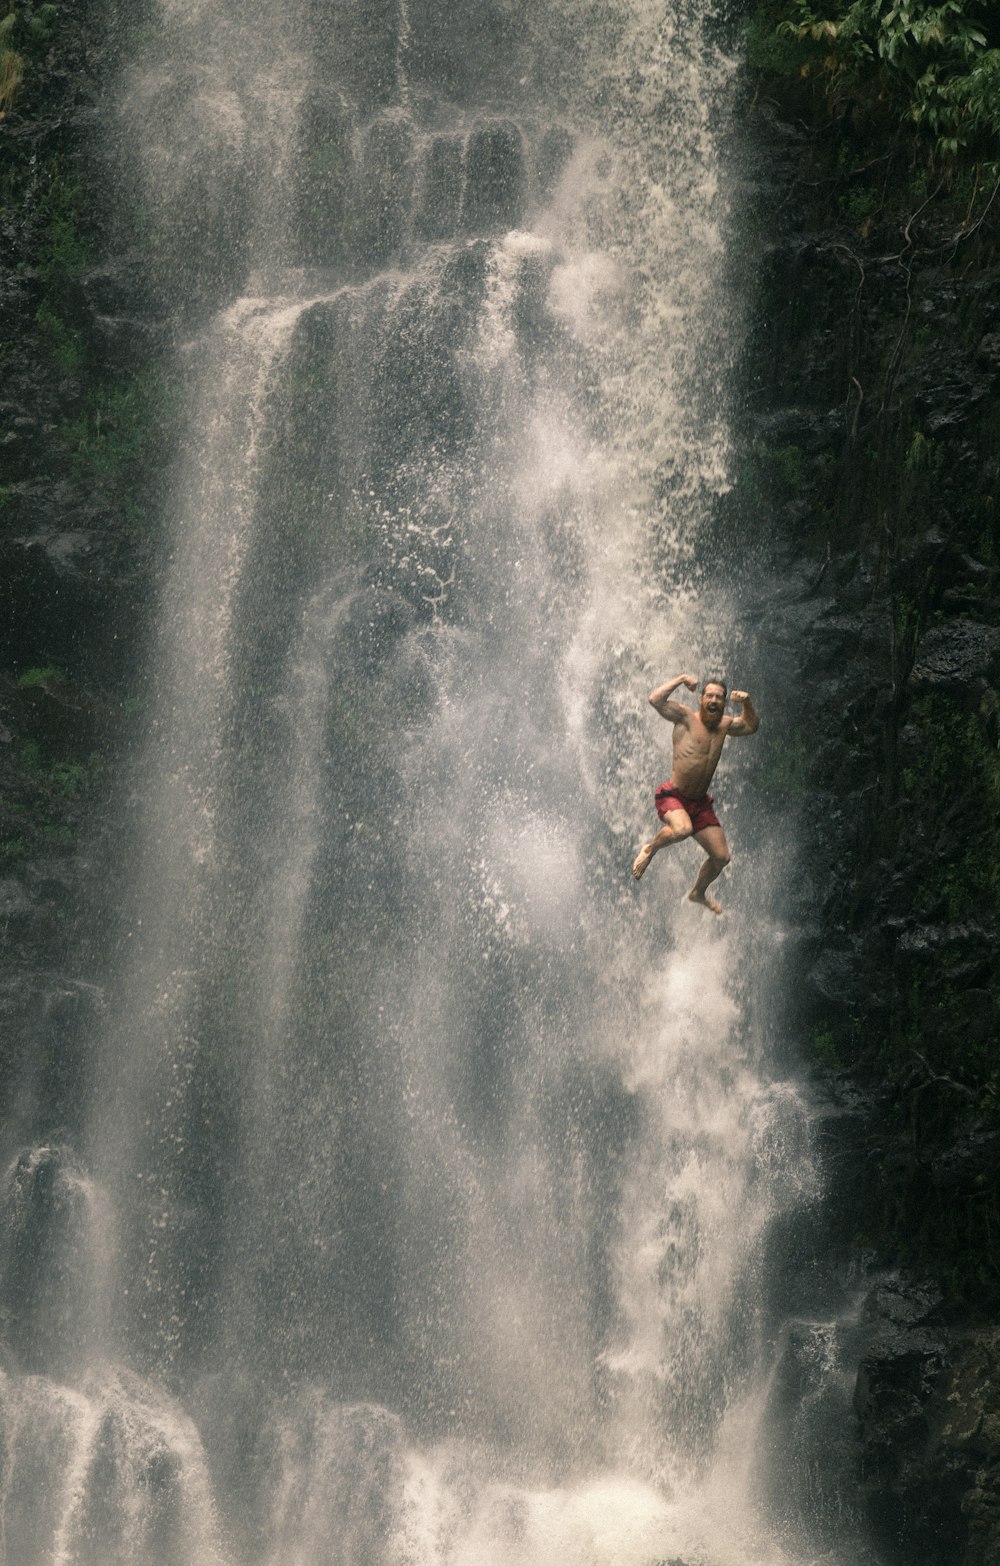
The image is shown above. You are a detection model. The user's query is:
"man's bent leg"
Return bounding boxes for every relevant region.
[633,809,692,881]
[688,825,731,914]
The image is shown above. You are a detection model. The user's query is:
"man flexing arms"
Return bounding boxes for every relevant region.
[631,674,759,914]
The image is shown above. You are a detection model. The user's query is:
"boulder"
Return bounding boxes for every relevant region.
[910,620,1000,693]
[975,333,1000,370]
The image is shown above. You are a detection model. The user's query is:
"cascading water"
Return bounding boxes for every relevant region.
[1,1,889,1562]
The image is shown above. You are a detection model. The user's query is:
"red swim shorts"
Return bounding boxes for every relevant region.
[654,782,721,833]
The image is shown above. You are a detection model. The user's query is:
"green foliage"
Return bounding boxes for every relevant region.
[807,1027,842,1065]
[0,836,28,865]
[904,428,943,472]
[910,689,1000,795]
[756,0,1000,161]
[0,42,23,115]
[746,11,807,74]
[1,652,110,876]
[26,163,90,376]
[35,166,89,280]
[35,298,82,374]
[9,735,102,830]
[738,438,810,508]
[16,666,65,688]
[62,368,181,490]
[49,754,101,798]
[0,0,56,114]
[776,442,807,489]
[16,738,42,771]
[841,182,879,223]
[903,690,1000,921]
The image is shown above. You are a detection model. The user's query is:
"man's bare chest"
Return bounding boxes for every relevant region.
[674,723,724,761]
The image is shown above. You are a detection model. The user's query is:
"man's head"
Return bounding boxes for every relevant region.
[700,678,727,728]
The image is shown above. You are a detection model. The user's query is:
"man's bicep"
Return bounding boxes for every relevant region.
[653,698,688,723]
[728,717,757,736]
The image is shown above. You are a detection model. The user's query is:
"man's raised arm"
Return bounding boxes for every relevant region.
[728,690,760,736]
[648,673,698,722]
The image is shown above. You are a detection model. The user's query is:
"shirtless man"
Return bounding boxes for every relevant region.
[631,674,760,914]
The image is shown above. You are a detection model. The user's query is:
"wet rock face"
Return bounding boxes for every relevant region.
[742,77,1000,1565]
[938,1340,1000,1566]
[0,1144,104,1372]
[743,104,1000,1113]
[909,619,1000,693]
[191,1391,406,1566]
[404,0,532,103]
[462,120,526,233]
[854,1279,1000,1566]
[2,0,185,984]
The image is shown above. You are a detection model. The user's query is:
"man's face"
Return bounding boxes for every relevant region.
[700,684,726,727]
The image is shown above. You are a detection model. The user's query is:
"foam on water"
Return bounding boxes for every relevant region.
[392,1443,822,1566]
[0,1366,223,1566]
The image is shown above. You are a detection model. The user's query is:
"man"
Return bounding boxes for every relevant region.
[631,673,760,914]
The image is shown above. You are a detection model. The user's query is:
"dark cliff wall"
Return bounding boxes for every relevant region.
[0,0,169,1140]
[741,11,1000,1559]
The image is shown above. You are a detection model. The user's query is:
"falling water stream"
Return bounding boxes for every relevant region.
[0,1,887,1562]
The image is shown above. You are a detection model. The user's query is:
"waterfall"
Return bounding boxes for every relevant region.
[1,1,885,1562]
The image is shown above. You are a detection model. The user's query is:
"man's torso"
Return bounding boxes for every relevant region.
[670,713,729,797]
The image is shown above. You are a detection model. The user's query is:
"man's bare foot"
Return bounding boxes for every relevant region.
[688,888,723,915]
[632,844,655,880]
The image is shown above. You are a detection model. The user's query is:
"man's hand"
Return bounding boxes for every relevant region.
[728,690,760,736]
[681,674,698,690]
